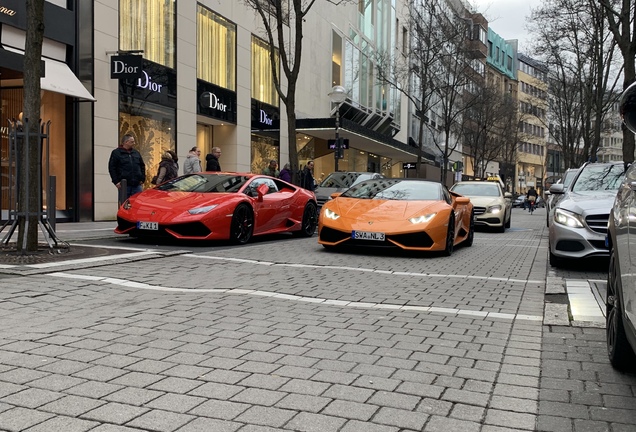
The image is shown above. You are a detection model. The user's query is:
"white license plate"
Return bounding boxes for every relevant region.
[137,221,158,230]
[352,230,385,241]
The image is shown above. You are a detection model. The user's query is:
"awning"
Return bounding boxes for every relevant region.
[41,57,96,101]
[2,45,96,101]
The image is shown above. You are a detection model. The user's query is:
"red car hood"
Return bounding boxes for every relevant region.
[126,190,238,220]
[332,198,440,220]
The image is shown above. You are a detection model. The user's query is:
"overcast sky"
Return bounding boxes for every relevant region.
[470,0,543,53]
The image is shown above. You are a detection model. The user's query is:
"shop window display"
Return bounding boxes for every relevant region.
[119,101,175,190]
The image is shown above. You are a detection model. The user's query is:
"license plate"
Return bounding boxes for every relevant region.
[352,230,385,241]
[137,221,158,230]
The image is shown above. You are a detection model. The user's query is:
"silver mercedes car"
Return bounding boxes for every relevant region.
[449,181,512,232]
[314,172,385,208]
[548,161,625,267]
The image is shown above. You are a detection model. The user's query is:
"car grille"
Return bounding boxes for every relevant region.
[316,197,329,207]
[585,213,609,234]
[473,206,486,216]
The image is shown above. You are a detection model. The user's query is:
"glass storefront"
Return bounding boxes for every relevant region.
[119,100,175,190]
[0,88,67,214]
[197,6,236,91]
[250,134,279,174]
[119,0,175,69]
[251,36,279,107]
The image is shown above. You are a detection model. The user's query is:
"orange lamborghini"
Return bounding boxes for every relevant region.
[318,178,474,255]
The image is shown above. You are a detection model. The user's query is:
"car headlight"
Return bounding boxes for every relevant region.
[324,208,340,220]
[554,208,584,228]
[487,205,502,214]
[409,213,436,224]
[122,199,132,210]
[188,205,218,215]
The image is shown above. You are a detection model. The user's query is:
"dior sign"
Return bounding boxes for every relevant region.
[110,55,143,79]
[0,6,16,16]
[201,92,228,112]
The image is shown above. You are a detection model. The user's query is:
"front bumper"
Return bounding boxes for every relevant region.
[548,220,609,259]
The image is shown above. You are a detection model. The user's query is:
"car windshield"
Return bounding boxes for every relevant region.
[340,179,442,201]
[450,183,501,197]
[571,164,625,193]
[156,174,250,193]
[319,172,375,188]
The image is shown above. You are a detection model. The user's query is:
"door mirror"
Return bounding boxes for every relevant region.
[621,81,636,134]
[257,183,269,201]
[549,183,565,194]
[504,192,512,199]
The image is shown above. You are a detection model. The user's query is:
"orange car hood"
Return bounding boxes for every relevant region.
[332,198,441,220]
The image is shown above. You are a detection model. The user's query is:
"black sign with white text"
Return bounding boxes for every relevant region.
[197,80,237,123]
[251,99,280,130]
[111,55,143,80]
[403,162,417,170]
[119,60,177,108]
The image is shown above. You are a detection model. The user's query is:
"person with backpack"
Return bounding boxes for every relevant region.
[153,152,178,185]
[526,186,538,214]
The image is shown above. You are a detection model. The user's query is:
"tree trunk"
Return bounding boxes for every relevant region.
[18,0,45,253]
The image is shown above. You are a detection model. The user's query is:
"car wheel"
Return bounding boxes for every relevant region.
[505,212,511,229]
[607,250,636,370]
[465,211,474,247]
[549,247,561,267]
[230,204,254,245]
[444,215,455,256]
[294,202,318,237]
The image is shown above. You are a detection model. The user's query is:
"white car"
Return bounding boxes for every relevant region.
[449,181,512,232]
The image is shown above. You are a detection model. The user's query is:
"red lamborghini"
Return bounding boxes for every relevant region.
[115,172,318,244]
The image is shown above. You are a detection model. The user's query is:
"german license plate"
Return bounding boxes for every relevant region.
[137,221,158,230]
[352,230,385,241]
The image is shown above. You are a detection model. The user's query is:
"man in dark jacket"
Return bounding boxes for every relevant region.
[301,160,315,191]
[205,147,222,171]
[108,134,146,200]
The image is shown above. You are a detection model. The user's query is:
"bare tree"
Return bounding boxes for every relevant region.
[531,0,621,167]
[599,0,636,165]
[17,0,45,252]
[464,84,519,179]
[241,0,353,183]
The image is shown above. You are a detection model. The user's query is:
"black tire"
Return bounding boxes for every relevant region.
[294,202,318,237]
[607,250,636,370]
[230,204,254,245]
[465,211,474,247]
[549,247,560,267]
[444,215,455,256]
[505,212,511,228]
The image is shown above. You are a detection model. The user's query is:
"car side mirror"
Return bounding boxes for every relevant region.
[330,192,342,199]
[504,192,512,199]
[549,183,565,194]
[621,81,636,134]
[456,196,470,204]
[257,183,269,200]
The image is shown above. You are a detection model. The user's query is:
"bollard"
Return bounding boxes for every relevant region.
[118,178,128,207]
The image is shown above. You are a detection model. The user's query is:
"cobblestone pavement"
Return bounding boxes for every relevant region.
[0,208,634,431]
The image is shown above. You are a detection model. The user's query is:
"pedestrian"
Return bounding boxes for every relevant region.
[153,151,178,185]
[526,186,538,214]
[300,160,315,192]
[167,149,179,174]
[184,146,202,174]
[205,147,222,171]
[108,133,146,200]
[279,163,292,183]
[262,159,279,177]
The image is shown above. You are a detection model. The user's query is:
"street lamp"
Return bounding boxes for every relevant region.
[328,85,347,172]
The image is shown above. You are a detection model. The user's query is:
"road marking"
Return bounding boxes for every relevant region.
[48,272,543,322]
[184,254,543,284]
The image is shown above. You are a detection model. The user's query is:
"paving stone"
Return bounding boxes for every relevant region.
[322,399,379,421]
[283,411,347,432]
[0,368,50,384]
[275,393,331,412]
[104,387,164,406]
[373,406,429,430]
[65,381,124,398]
[173,417,242,432]
[230,388,286,406]
[187,399,250,420]
[233,405,296,428]
[148,377,204,394]
[73,365,128,382]
[536,415,573,432]
[339,419,399,432]
[539,400,589,419]
[27,373,86,391]
[187,382,244,400]
[0,407,54,431]
[367,390,420,410]
[125,409,195,431]
[490,395,537,413]
[449,403,486,422]
[22,415,99,432]
[39,394,105,416]
[423,415,481,432]
[484,408,536,430]
[81,402,149,425]
[0,387,64,409]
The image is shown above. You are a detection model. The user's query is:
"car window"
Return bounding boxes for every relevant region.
[450,183,501,197]
[562,169,578,188]
[571,164,625,193]
[341,179,442,201]
[245,177,278,196]
[318,172,382,188]
[156,174,249,193]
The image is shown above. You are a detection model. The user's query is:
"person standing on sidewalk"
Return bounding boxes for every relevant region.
[184,147,202,174]
[205,147,222,171]
[300,160,315,191]
[108,134,146,200]
[262,160,279,177]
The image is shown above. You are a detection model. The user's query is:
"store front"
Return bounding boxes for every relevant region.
[118,60,176,190]
[250,99,279,173]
